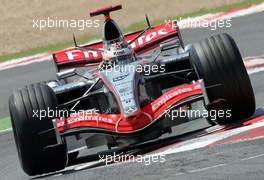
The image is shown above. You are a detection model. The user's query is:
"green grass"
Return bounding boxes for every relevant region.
[0,34,98,62]
[0,0,263,62]
[0,117,11,131]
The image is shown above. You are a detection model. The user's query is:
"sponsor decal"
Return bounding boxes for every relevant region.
[152,83,201,111]
[57,114,113,127]
[60,24,172,62]
[65,49,100,61]
[113,73,129,82]
[125,106,137,113]
[129,28,169,48]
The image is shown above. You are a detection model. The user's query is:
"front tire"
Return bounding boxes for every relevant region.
[9,83,67,175]
[190,33,255,125]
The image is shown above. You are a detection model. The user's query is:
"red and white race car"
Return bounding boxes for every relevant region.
[9,4,255,175]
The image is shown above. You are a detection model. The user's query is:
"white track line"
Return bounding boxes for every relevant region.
[189,163,226,173]
[179,2,264,29]
[150,118,264,156]
[0,128,12,134]
[248,67,264,75]
[0,53,50,71]
[241,153,264,161]
[173,164,227,176]
[244,57,264,74]
[174,153,264,177]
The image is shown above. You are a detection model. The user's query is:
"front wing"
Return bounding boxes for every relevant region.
[56,81,203,134]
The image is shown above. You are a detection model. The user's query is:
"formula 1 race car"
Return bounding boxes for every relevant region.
[9,4,255,175]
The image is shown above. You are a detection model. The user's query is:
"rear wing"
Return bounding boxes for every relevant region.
[90,4,122,20]
[53,21,182,71]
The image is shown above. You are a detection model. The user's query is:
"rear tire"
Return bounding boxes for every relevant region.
[190,33,255,125]
[9,83,67,175]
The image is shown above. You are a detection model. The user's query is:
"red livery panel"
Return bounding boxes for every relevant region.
[53,22,178,69]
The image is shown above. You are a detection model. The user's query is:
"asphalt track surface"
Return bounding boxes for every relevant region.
[0,12,264,180]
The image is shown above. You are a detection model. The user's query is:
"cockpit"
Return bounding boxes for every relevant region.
[103,20,121,41]
[102,20,137,65]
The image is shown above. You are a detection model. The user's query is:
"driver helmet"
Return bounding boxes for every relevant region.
[103,38,135,63]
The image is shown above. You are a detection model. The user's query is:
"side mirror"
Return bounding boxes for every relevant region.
[57,69,76,79]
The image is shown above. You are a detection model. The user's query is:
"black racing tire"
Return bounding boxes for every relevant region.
[9,83,67,175]
[190,33,255,125]
[67,151,79,165]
